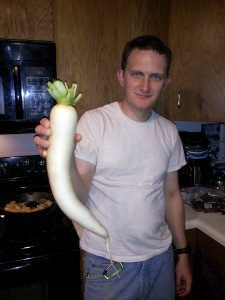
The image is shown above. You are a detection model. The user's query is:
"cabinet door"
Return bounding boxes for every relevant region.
[168,0,225,122]
[194,230,225,299]
[185,229,225,299]
[0,0,53,41]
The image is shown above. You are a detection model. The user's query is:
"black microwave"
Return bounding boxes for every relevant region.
[0,39,56,134]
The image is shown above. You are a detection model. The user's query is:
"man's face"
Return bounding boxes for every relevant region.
[117,49,170,120]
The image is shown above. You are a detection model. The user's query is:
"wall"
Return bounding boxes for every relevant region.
[174,121,207,132]
[0,134,36,157]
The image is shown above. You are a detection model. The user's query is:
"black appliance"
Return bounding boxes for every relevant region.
[0,39,56,134]
[0,155,81,300]
[179,131,213,187]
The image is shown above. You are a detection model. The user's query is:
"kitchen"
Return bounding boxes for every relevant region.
[0,0,225,299]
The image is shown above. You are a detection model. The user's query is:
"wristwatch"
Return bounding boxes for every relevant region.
[175,245,191,254]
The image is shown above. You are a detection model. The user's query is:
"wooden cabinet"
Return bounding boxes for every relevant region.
[168,0,225,122]
[0,0,53,41]
[186,229,225,300]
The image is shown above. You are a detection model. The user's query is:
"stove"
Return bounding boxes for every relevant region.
[0,155,81,300]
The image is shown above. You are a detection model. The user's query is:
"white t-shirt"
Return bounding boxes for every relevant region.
[75,101,186,262]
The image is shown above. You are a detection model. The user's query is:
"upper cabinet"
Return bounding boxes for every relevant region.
[168,0,225,122]
[0,0,53,41]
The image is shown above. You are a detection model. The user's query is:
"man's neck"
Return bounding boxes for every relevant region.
[118,100,152,122]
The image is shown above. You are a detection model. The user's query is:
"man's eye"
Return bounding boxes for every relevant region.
[131,72,142,79]
[150,74,165,81]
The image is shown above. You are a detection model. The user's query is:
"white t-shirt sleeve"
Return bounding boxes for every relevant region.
[167,127,186,173]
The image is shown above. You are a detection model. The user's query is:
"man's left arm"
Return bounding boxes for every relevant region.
[164,171,192,297]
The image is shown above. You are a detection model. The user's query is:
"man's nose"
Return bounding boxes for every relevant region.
[140,76,151,92]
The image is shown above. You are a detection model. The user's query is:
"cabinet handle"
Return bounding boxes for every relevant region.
[13,65,23,119]
[177,91,181,108]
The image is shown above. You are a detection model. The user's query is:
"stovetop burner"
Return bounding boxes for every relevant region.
[0,155,80,267]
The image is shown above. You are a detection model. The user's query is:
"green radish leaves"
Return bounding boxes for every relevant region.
[47,80,83,106]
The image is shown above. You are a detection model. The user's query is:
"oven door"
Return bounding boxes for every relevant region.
[0,250,81,300]
[0,62,56,134]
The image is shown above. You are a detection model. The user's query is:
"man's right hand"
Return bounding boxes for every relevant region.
[33,118,52,157]
[33,117,82,157]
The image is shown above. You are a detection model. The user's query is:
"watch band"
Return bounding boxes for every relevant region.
[175,245,191,254]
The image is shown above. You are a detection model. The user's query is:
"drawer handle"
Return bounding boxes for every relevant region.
[177,91,181,108]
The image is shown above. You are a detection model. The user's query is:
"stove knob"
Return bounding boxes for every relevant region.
[38,159,47,172]
[23,159,35,172]
[0,162,9,178]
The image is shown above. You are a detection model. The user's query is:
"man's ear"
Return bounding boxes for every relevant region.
[116,68,124,87]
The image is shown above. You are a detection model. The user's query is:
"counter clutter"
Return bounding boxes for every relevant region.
[185,204,225,247]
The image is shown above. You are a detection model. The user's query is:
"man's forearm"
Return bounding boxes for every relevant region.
[164,171,192,296]
[164,171,188,249]
[165,190,188,249]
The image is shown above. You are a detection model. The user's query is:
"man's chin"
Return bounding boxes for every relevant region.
[137,100,156,111]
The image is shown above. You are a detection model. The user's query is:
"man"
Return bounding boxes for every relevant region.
[34,35,192,300]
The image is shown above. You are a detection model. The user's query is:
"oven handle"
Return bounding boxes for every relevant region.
[0,256,48,273]
[12,65,23,119]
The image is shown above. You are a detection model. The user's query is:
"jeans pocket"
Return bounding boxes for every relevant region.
[85,254,110,281]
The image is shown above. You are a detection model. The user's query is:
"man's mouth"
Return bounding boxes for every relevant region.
[136,93,152,99]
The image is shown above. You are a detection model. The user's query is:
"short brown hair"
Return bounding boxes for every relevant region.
[121,35,172,74]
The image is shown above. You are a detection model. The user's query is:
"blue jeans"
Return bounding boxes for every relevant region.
[84,247,175,300]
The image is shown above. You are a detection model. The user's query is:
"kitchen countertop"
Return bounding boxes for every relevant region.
[185,204,225,247]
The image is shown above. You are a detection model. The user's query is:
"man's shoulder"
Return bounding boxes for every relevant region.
[152,111,177,131]
[77,102,118,129]
[81,102,118,120]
